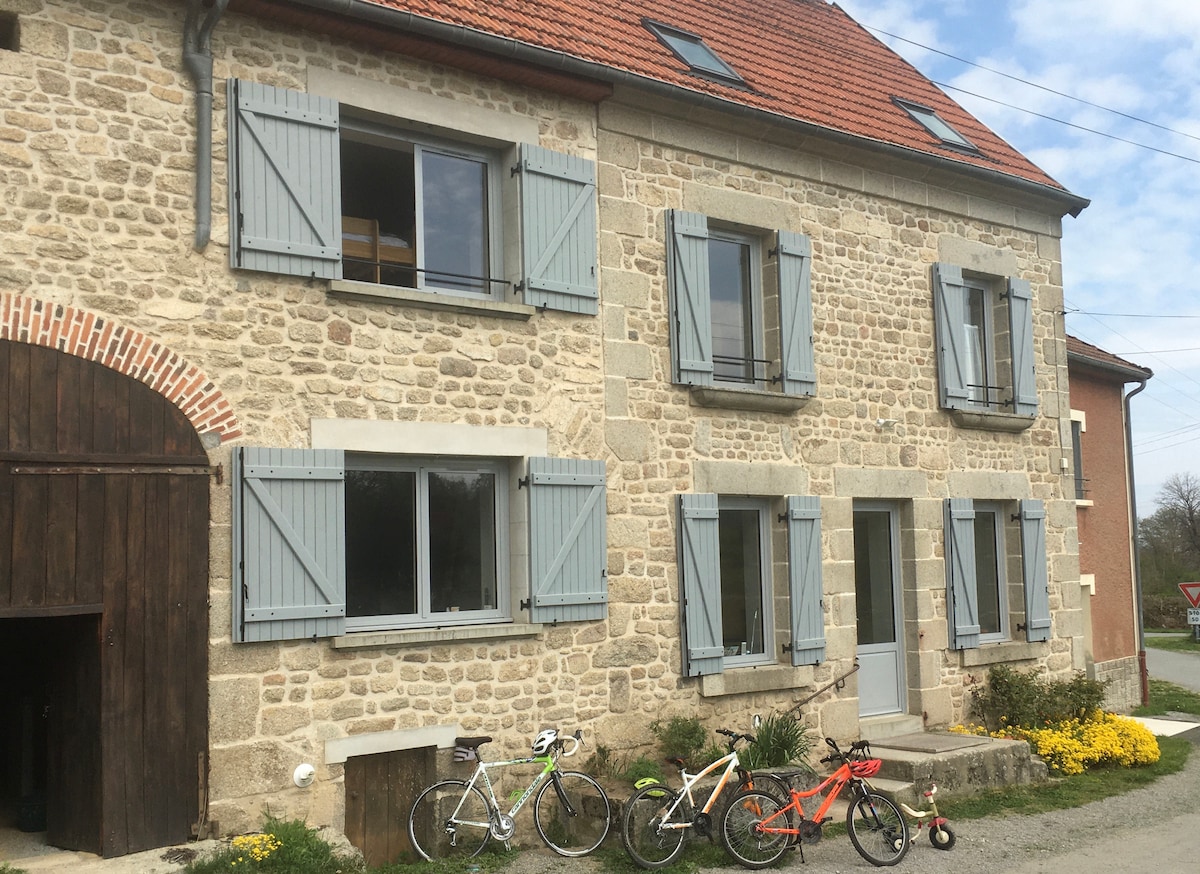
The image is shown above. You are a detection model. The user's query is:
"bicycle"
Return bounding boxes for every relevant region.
[895,781,955,850]
[718,736,910,868]
[620,728,792,869]
[407,728,611,860]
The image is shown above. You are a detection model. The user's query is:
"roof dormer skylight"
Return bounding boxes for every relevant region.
[894,98,979,153]
[645,20,745,86]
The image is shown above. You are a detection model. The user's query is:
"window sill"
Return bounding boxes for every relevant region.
[1075,499,1094,508]
[698,663,814,697]
[329,279,536,320]
[332,622,545,650]
[948,409,1034,432]
[689,385,812,414]
[959,640,1045,667]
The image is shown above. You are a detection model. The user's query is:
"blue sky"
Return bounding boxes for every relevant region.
[836,0,1200,516]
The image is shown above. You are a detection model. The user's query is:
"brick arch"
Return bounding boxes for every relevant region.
[1,293,242,443]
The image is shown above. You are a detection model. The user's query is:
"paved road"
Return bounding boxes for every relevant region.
[1144,639,1200,692]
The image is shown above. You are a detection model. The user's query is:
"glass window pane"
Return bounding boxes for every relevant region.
[973,511,1003,635]
[718,508,766,656]
[422,151,489,294]
[965,286,989,404]
[853,511,896,645]
[709,237,754,383]
[346,469,417,617]
[428,471,497,614]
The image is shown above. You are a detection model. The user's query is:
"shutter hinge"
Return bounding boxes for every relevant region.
[518,475,530,489]
[1016,622,1027,633]
[1011,513,1022,522]
[511,163,523,177]
[215,463,224,485]
[520,598,531,611]
[781,642,794,654]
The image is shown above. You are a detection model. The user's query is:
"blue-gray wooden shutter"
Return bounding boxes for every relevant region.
[932,263,970,410]
[777,231,816,397]
[527,457,607,623]
[944,498,980,650]
[786,495,824,665]
[1018,499,1051,643]
[233,447,346,642]
[678,493,723,676]
[1006,277,1038,416]
[667,210,715,386]
[519,144,598,314]
[227,78,342,279]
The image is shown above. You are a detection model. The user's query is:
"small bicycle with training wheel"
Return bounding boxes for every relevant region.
[896,782,955,850]
[407,728,611,860]
[620,728,792,869]
[719,736,910,868]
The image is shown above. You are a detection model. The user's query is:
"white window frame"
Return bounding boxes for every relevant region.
[718,496,775,668]
[973,500,1009,643]
[340,116,506,302]
[343,454,511,632]
[708,227,765,386]
[963,276,997,409]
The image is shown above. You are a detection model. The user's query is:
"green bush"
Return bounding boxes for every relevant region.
[971,665,1107,732]
[621,754,665,783]
[741,713,815,770]
[650,715,710,764]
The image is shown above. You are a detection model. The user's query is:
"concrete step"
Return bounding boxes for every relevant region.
[858,713,924,742]
[865,731,1047,799]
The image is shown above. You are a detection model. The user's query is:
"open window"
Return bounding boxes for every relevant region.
[667,210,815,400]
[944,498,1051,650]
[678,493,824,677]
[932,263,1037,418]
[227,79,598,314]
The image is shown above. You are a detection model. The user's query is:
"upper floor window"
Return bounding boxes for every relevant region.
[667,210,815,400]
[1070,415,1088,500]
[227,79,598,315]
[645,20,745,85]
[894,98,979,153]
[932,263,1037,418]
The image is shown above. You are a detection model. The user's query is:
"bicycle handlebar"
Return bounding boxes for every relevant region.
[560,729,583,758]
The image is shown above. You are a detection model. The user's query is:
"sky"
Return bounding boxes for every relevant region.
[834,0,1200,517]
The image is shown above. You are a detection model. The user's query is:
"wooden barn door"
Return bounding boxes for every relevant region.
[0,341,210,857]
[345,748,435,866]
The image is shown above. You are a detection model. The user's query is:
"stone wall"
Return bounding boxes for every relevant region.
[0,0,1083,840]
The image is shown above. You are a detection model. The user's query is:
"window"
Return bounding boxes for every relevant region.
[932,263,1037,418]
[667,210,815,398]
[345,457,507,631]
[227,79,598,314]
[944,498,1051,650]
[0,12,17,52]
[1070,415,1088,500]
[645,20,745,85]
[894,98,978,152]
[678,494,824,676]
[232,448,606,642]
[340,123,501,297]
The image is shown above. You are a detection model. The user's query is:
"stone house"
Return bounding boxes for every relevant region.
[0,0,1091,861]
[1065,335,1152,711]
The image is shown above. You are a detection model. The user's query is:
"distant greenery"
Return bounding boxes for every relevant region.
[1144,632,1200,655]
[1134,678,1200,717]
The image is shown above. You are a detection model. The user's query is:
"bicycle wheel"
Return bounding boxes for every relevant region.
[845,790,909,866]
[408,779,491,861]
[719,790,790,870]
[533,770,612,856]
[620,783,687,869]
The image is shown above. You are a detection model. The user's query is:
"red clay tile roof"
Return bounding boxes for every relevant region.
[244,0,1086,208]
[1067,335,1153,381]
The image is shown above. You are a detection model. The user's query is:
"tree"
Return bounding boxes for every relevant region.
[1138,474,1200,626]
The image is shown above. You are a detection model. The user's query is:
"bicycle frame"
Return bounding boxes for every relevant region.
[756,760,858,832]
[457,752,558,824]
[656,750,744,830]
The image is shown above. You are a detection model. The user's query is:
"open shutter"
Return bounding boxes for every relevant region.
[227,79,342,279]
[1019,499,1051,642]
[777,231,816,396]
[519,144,598,314]
[786,496,824,665]
[678,494,723,676]
[944,498,980,650]
[932,263,970,410]
[1007,277,1038,416]
[527,457,607,623]
[667,210,715,386]
[234,447,346,642]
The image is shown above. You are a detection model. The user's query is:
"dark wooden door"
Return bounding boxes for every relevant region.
[345,748,435,866]
[0,341,210,857]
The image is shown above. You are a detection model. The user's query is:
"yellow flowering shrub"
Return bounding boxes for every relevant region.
[229,832,283,867]
[950,712,1159,775]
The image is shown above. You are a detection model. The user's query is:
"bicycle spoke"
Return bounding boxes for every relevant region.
[408,779,492,861]
[719,790,790,870]
[846,790,909,867]
[620,784,687,869]
[534,771,611,856]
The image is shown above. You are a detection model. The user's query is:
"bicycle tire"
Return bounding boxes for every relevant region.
[719,789,790,869]
[620,782,688,869]
[533,770,612,856]
[845,789,909,866]
[408,779,491,861]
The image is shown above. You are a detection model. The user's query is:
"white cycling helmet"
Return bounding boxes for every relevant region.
[532,728,558,755]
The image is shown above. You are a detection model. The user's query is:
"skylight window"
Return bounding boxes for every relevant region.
[645,20,744,85]
[894,98,979,152]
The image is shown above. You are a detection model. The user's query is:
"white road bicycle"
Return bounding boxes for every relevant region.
[407,728,611,860]
[620,728,792,869]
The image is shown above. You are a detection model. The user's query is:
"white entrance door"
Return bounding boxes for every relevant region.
[854,505,906,717]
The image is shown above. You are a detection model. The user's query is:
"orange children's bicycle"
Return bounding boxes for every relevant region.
[718,736,910,868]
